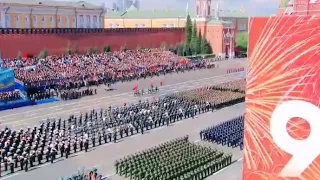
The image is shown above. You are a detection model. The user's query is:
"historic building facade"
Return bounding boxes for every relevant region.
[105,7,248,33]
[0,1,105,28]
[105,0,249,57]
[195,0,235,57]
[279,0,320,15]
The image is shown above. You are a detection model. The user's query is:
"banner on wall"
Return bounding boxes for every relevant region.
[245,15,320,180]
[0,68,15,92]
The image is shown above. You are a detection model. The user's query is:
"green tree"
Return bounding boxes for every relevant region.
[184,14,192,46]
[236,32,248,52]
[66,41,72,55]
[177,43,184,56]
[121,45,128,52]
[183,44,192,56]
[201,38,212,54]
[195,30,202,54]
[190,20,198,54]
[104,45,111,52]
[160,42,167,49]
[38,48,48,59]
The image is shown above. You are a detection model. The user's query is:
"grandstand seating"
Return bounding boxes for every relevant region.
[200,116,244,150]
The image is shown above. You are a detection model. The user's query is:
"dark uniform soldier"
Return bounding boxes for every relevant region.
[65,143,70,159]
[84,139,89,152]
[37,151,42,164]
[140,123,144,134]
[113,130,117,143]
[103,132,108,143]
[50,149,56,163]
[24,157,29,172]
[91,136,95,147]
[98,133,102,145]
[45,149,50,162]
[80,139,84,151]
[19,155,24,170]
[9,158,14,173]
[73,140,77,153]
[60,142,65,157]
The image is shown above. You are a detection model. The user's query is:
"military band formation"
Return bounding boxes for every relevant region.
[0,79,245,179]
[200,116,244,150]
[115,136,232,180]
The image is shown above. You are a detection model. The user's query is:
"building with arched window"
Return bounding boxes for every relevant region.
[105,0,249,57]
[279,0,320,15]
[0,0,105,28]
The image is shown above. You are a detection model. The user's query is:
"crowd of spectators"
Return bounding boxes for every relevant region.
[1,49,193,90]
[0,49,221,104]
[0,91,22,102]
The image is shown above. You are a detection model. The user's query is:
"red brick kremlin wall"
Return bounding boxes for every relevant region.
[0,28,185,58]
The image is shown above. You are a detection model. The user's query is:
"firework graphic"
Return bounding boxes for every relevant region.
[244,15,320,180]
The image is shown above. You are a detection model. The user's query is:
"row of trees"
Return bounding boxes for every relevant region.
[171,15,212,56]
[235,31,248,52]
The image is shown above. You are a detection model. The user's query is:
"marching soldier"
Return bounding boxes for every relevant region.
[73,139,77,153]
[65,143,70,159]
[98,133,102,145]
[91,135,96,147]
[24,157,29,172]
[37,150,42,164]
[80,139,84,151]
[9,157,14,173]
[19,155,24,170]
[113,130,117,143]
[84,139,89,152]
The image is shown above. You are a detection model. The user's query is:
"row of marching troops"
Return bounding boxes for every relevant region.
[115,136,233,180]
[200,116,244,150]
[0,79,245,177]
[60,88,97,101]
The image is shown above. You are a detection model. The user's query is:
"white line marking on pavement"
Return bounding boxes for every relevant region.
[212,158,243,175]
[105,173,116,177]
[1,173,19,180]
[194,140,201,143]
[152,127,165,131]
[25,113,37,117]
[129,134,140,138]
[38,163,51,168]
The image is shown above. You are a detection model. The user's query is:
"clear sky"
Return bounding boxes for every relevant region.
[57,0,280,15]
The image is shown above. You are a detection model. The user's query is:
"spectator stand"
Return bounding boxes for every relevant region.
[0,67,59,111]
[200,116,244,150]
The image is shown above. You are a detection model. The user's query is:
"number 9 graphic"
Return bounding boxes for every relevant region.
[270,100,320,177]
